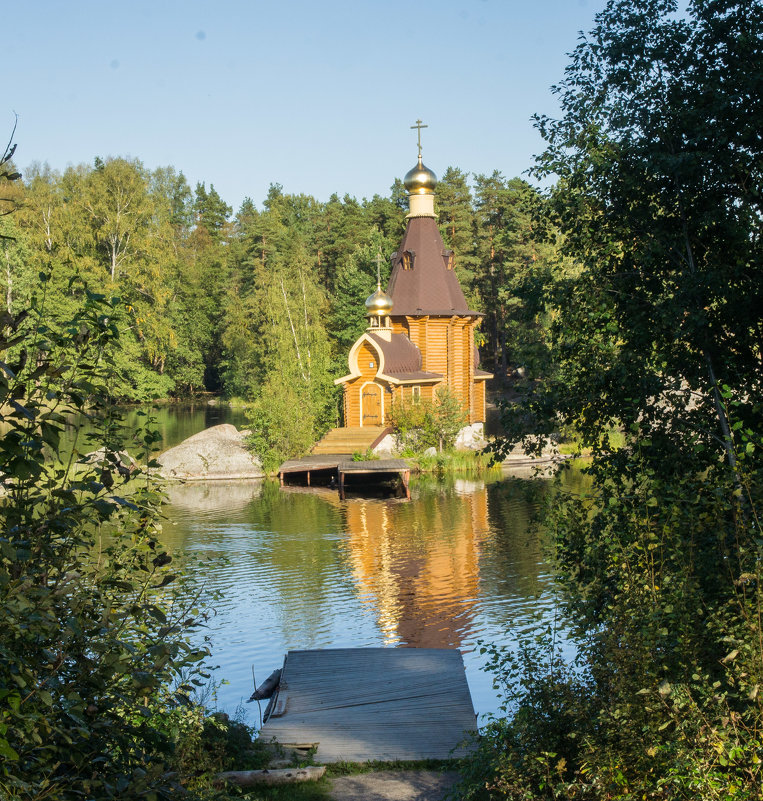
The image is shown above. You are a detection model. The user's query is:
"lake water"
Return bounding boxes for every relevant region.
[156,425,582,727]
[78,404,579,726]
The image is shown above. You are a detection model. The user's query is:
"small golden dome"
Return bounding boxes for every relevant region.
[404,155,438,195]
[365,284,394,316]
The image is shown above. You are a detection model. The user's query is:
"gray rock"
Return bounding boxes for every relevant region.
[454,422,487,450]
[422,446,438,457]
[157,424,264,480]
[372,433,398,457]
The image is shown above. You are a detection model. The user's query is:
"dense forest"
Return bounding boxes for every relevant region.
[2,156,560,397]
[1,155,564,464]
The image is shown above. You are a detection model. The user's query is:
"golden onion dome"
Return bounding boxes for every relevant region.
[404,155,438,195]
[365,284,394,316]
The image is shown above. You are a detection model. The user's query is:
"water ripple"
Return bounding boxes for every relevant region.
[162,475,571,723]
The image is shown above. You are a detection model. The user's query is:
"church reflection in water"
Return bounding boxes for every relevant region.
[337,479,491,649]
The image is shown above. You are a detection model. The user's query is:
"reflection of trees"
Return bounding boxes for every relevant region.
[480,478,547,597]
[164,481,349,646]
[339,481,491,648]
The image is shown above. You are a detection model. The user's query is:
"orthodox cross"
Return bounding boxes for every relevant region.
[375,249,383,289]
[411,119,428,158]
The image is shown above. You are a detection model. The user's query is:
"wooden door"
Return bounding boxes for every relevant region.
[361,383,382,426]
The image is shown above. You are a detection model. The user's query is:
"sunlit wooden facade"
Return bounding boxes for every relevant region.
[335,155,491,428]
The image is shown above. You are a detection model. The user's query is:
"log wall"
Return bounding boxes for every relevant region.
[342,317,487,428]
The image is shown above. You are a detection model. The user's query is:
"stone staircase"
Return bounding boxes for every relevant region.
[311,426,391,456]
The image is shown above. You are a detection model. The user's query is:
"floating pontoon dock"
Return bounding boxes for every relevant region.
[258,648,477,763]
[278,458,411,499]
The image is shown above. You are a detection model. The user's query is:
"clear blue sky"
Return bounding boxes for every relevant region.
[8,0,607,212]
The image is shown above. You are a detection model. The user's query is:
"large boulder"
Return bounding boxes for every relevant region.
[454,423,488,450]
[157,424,264,480]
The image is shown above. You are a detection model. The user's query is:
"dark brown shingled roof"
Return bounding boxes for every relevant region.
[387,216,480,317]
[367,332,442,381]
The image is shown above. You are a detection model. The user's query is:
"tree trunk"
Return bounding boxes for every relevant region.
[4,248,12,313]
[280,277,308,383]
[680,220,738,476]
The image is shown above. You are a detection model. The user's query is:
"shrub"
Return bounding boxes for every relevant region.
[0,287,212,799]
[388,386,467,454]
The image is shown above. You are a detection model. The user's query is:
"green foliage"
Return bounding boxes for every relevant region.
[241,225,336,471]
[0,288,212,799]
[194,182,232,242]
[472,175,559,382]
[472,1,763,799]
[410,449,498,476]
[436,166,479,304]
[351,448,379,462]
[0,217,35,314]
[456,626,592,801]
[388,386,467,454]
[156,709,264,788]
[247,377,328,474]
[17,157,223,400]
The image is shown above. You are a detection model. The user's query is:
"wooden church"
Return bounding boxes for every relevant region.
[324,134,491,452]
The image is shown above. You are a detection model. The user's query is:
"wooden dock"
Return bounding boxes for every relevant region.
[278,456,342,486]
[278,458,411,499]
[258,648,477,763]
[337,459,410,499]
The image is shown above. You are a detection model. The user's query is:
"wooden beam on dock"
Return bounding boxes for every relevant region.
[337,459,409,474]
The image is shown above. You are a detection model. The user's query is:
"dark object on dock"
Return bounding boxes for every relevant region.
[259,647,477,763]
[248,668,281,702]
[278,457,411,499]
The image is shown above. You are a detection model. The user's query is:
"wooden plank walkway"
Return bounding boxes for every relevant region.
[259,648,477,763]
[338,459,409,473]
[278,456,342,475]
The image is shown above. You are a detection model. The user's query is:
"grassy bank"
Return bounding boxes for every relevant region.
[406,449,500,475]
[557,426,625,456]
[187,735,460,800]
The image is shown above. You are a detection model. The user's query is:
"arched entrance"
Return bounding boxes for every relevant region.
[361,382,383,426]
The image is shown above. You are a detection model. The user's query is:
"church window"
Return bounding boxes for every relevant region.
[402,249,415,270]
[443,250,455,270]
[412,386,421,402]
